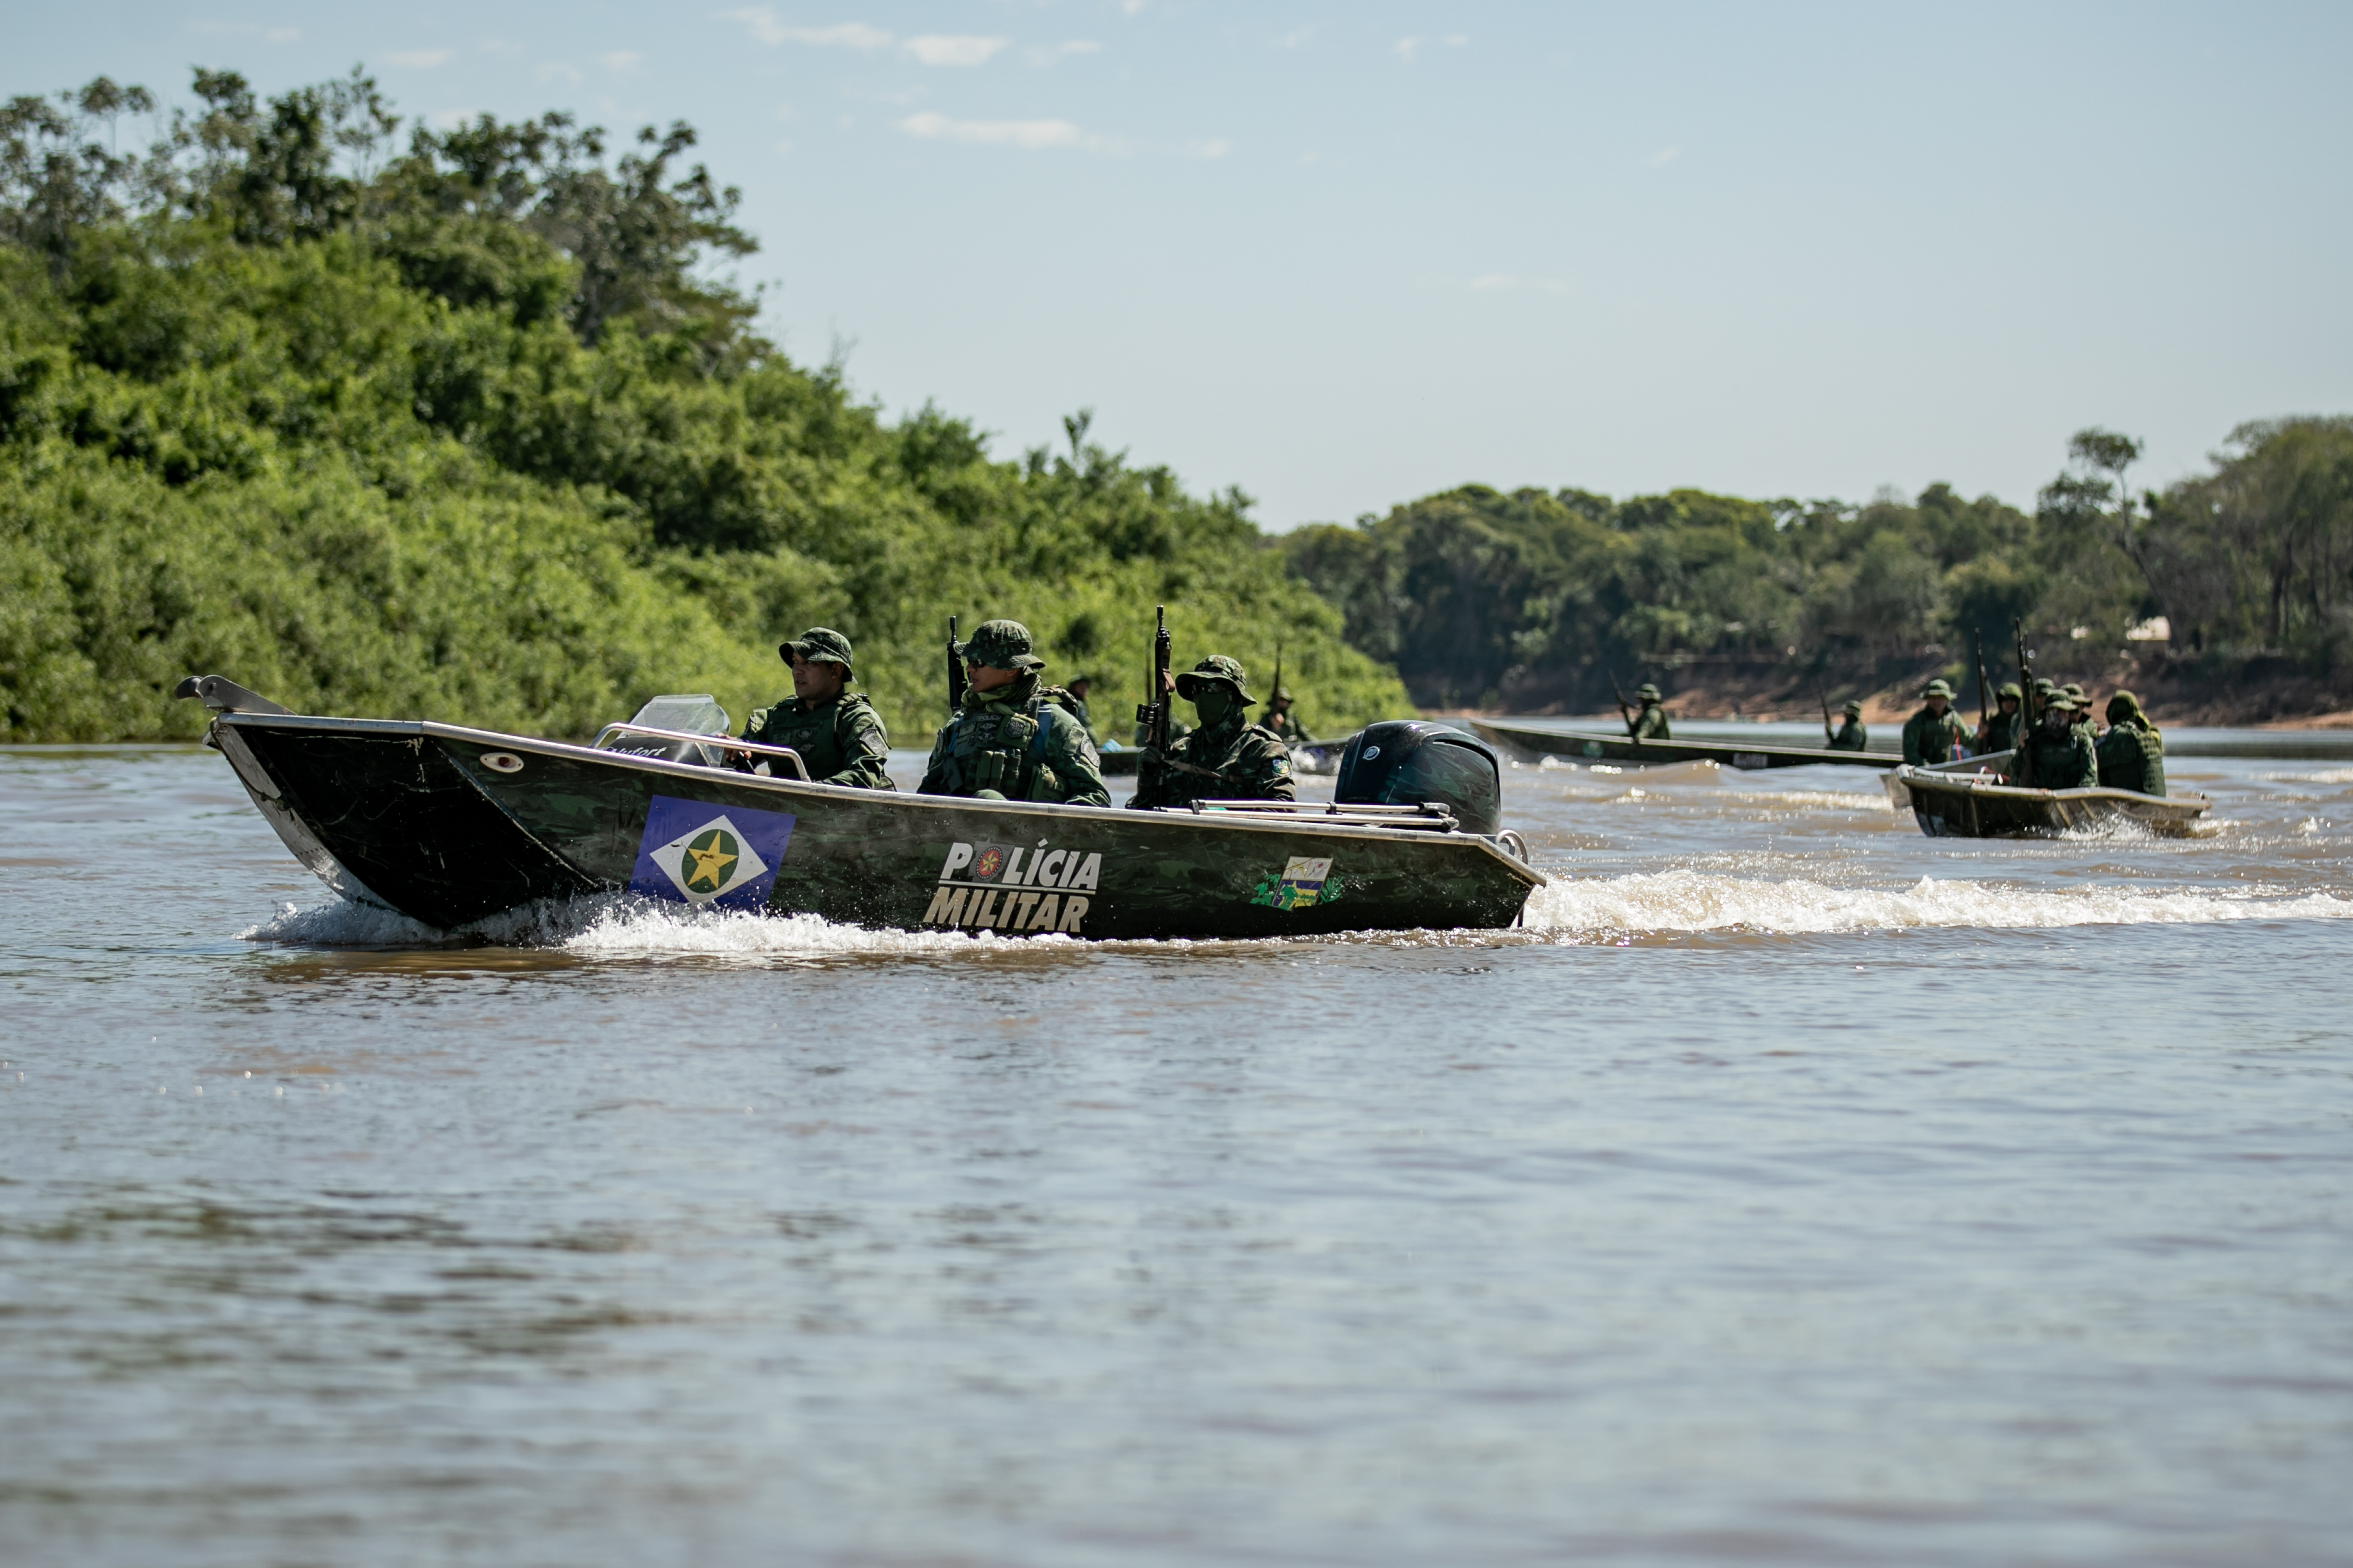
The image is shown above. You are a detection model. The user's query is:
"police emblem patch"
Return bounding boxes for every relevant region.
[628,795,797,911]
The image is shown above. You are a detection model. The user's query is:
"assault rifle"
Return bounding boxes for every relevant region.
[1973,628,1994,750]
[947,615,966,712]
[1136,604,1172,760]
[1819,688,1835,745]
[2012,617,2037,786]
[1609,668,1638,739]
[1270,639,1283,729]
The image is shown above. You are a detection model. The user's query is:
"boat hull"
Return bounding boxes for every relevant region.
[1471,720,1904,771]
[214,714,1544,938]
[1893,766,2212,839]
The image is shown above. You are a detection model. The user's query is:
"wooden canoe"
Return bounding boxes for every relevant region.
[1893,765,2212,838]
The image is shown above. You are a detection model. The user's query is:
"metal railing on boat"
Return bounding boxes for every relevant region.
[589,723,810,780]
[1153,799,1463,832]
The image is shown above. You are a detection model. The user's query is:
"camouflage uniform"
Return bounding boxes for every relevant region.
[2017,700,2097,789]
[919,620,1111,806]
[741,628,894,789]
[1901,680,1968,766]
[1262,688,1315,744]
[1129,655,1295,810]
[1630,683,1671,741]
[1827,702,1867,752]
[2094,691,2166,797]
[1976,683,2025,755]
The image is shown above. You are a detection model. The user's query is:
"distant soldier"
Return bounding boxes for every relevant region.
[2017,693,2098,789]
[1827,701,1868,752]
[1630,683,1671,741]
[920,619,1110,806]
[2095,691,2166,797]
[736,628,894,789]
[1058,675,1094,736]
[1262,686,1315,744]
[1901,679,1968,766]
[2062,684,2095,738]
[1976,682,2025,755]
[1128,656,1295,810]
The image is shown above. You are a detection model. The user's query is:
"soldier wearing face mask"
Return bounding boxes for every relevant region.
[1127,655,1295,810]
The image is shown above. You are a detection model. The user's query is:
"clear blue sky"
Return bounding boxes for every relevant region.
[13,2,2350,527]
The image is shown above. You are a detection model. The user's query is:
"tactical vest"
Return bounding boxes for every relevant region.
[948,699,1054,798]
[749,694,867,779]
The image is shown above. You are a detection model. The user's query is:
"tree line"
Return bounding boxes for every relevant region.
[1284,421,2353,710]
[0,69,1408,743]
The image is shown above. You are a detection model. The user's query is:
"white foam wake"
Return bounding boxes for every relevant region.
[1520,870,2353,936]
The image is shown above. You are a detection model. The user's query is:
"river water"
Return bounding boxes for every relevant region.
[4,737,2350,1566]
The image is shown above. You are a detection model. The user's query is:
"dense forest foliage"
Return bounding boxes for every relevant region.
[1287,421,2353,710]
[0,70,1409,743]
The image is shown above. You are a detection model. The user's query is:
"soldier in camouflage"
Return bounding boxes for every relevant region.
[920,619,1110,806]
[1261,687,1315,744]
[1827,700,1868,752]
[1630,683,1671,741]
[1901,679,1968,766]
[1058,675,1094,736]
[2094,690,2166,797]
[1128,656,1296,810]
[2016,693,2097,789]
[1976,682,2024,755]
[736,628,894,789]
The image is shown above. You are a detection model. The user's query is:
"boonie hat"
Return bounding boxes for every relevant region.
[1636,683,1662,702]
[2106,690,2143,724]
[1842,700,1863,717]
[1922,678,1954,699]
[1998,681,2023,700]
[780,627,855,676]
[956,619,1046,672]
[1174,655,1255,704]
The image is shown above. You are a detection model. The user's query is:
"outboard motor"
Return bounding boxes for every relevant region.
[1334,721,1504,837]
[599,694,733,766]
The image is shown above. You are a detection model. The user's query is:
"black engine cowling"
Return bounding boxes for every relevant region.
[1334,721,1503,837]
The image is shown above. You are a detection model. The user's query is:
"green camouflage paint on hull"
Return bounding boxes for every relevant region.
[211,714,1544,938]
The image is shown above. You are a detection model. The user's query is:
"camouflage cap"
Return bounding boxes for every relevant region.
[1174,654,1255,704]
[1843,700,1864,717]
[1999,681,2023,699]
[780,627,854,675]
[2033,677,2057,696]
[2062,683,2086,702]
[1636,683,1662,701]
[2045,693,2078,713]
[1272,686,1295,703]
[1923,678,1954,699]
[956,619,1046,672]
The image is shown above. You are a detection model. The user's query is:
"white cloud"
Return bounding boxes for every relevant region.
[1468,274,1573,294]
[190,20,300,43]
[1183,138,1231,160]
[1394,35,1467,62]
[1027,40,1101,67]
[1122,0,1145,13]
[425,108,481,131]
[384,49,452,68]
[1645,145,1679,166]
[602,50,643,71]
[1470,274,1517,291]
[903,35,1007,67]
[1276,26,1314,48]
[536,62,584,84]
[720,10,892,49]
[898,111,1115,152]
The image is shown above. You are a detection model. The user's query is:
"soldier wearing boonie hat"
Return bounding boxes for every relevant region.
[1976,681,2025,755]
[738,627,894,788]
[1827,700,1868,752]
[1902,678,1968,766]
[1261,684,1314,745]
[918,619,1109,805]
[1629,682,1671,741]
[1128,654,1295,811]
[2015,688,2097,789]
[2095,689,2166,797]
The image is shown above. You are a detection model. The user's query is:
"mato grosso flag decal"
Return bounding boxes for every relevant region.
[627,795,797,911]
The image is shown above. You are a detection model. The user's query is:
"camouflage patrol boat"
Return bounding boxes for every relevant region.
[178,676,1543,939]
[1891,763,2212,839]
[1471,719,1902,771]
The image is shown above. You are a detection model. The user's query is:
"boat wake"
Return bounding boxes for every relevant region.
[1517,869,2353,938]
[240,869,2353,958]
